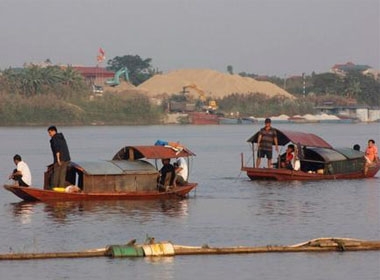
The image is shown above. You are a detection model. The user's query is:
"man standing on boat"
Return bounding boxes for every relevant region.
[47,126,71,188]
[255,118,279,168]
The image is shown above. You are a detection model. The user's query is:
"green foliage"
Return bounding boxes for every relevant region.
[308,73,344,95]
[239,70,380,106]
[344,71,379,105]
[305,71,380,105]
[106,55,158,86]
[217,93,315,117]
[76,93,163,125]
[0,66,87,97]
[0,64,163,125]
[0,89,163,126]
[0,93,86,125]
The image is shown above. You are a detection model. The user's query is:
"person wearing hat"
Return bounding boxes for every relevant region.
[256,118,279,168]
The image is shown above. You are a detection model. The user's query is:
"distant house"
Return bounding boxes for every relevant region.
[330,62,371,76]
[73,66,114,86]
[362,68,380,80]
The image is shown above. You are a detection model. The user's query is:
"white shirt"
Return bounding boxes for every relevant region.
[17,161,32,186]
[176,157,188,181]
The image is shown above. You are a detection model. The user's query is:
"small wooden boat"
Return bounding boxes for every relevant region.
[4,144,197,202]
[241,129,380,181]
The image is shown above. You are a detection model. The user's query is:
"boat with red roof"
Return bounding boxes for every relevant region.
[4,143,197,202]
[241,129,380,181]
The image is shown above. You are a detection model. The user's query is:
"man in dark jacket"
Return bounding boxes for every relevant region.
[158,158,175,191]
[47,125,71,188]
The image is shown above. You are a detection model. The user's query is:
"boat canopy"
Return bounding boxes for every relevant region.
[71,160,157,175]
[247,129,332,148]
[306,147,347,162]
[334,148,365,160]
[112,145,196,161]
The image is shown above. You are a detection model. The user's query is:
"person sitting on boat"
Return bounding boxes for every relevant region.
[158,158,176,191]
[256,118,279,168]
[280,144,295,170]
[9,154,32,187]
[175,157,188,184]
[364,139,379,175]
[173,162,186,186]
[353,144,361,151]
[364,139,378,163]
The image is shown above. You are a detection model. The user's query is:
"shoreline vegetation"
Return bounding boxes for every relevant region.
[0,92,367,126]
[1,63,379,126]
[0,92,163,126]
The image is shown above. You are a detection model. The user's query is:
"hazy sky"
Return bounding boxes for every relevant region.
[0,0,379,76]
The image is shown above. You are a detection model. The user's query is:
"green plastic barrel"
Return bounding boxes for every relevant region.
[106,245,145,258]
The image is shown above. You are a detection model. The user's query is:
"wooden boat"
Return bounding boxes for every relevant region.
[188,112,219,125]
[241,129,380,181]
[4,144,197,202]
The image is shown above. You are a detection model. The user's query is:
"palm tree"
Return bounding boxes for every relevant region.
[61,66,85,89]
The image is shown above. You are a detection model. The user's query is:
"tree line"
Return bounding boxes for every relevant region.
[0,56,379,125]
[239,70,380,106]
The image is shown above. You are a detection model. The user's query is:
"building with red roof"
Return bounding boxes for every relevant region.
[73,66,114,86]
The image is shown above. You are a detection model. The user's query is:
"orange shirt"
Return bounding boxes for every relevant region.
[365,145,378,162]
[286,152,294,163]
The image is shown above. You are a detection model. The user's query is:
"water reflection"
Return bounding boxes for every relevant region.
[11,201,36,224]
[10,199,190,224]
[253,180,319,220]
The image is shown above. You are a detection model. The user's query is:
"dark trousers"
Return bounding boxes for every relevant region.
[12,169,29,187]
[52,161,69,187]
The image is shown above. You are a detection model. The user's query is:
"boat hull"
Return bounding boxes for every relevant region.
[241,163,380,181]
[4,183,197,202]
[189,112,219,125]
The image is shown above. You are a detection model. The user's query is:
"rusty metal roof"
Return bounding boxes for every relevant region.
[247,129,332,148]
[71,160,157,175]
[112,145,196,160]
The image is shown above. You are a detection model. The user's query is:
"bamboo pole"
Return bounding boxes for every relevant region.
[1,238,380,260]
[173,241,380,255]
[0,248,107,260]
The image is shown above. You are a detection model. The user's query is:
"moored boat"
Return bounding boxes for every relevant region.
[4,144,197,202]
[188,111,219,125]
[241,129,380,181]
[219,117,256,125]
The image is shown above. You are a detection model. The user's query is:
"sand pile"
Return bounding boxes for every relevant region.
[137,69,294,99]
[103,81,138,93]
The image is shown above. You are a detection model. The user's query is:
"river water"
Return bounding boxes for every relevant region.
[0,123,379,280]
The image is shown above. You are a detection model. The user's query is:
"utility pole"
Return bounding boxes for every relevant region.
[302,72,306,97]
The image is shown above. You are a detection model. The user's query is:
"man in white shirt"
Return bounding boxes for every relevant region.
[9,154,32,187]
[175,157,188,183]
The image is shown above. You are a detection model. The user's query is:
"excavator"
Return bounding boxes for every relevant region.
[105,67,130,87]
[182,83,218,111]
